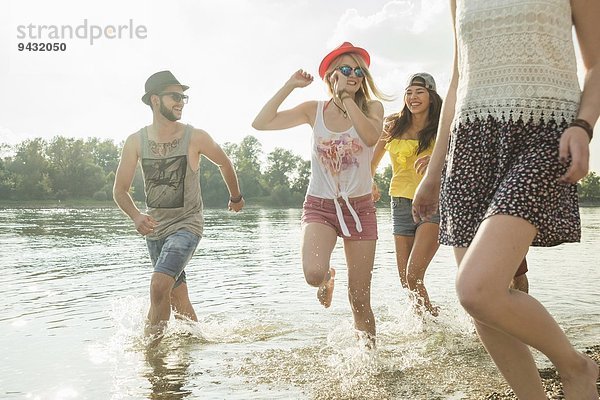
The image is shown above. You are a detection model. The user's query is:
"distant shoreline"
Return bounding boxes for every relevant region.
[1,199,600,209]
[1,199,599,209]
[0,199,292,209]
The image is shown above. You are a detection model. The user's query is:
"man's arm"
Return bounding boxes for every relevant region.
[193,129,244,212]
[113,133,157,234]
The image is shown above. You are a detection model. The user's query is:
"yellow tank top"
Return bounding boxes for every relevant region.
[385,138,434,199]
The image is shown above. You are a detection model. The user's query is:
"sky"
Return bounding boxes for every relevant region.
[1,0,599,173]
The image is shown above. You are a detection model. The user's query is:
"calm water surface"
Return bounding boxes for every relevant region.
[1,207,599,399]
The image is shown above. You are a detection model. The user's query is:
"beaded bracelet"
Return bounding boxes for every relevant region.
[230,194,243,203]
[569,119,594,142]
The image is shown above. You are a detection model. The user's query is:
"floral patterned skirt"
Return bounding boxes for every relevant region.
[439,114,580,247]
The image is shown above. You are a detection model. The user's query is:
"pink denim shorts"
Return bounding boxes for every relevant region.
[301,194,378,240]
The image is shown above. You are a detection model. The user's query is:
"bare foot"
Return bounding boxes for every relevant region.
[561,353,599,400]
[355,330,376,350]
[317,268,335,308]
[427,304,440,317]
[144,320,167,349]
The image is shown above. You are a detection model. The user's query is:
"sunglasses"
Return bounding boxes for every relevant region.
[338,65,365,78]
[158,92,189,103]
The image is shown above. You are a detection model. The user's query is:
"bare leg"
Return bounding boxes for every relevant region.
[476,320,546,398]
[393,235,413,289]
[454,247,545,398]
[344,239,376,340]
[301,222,338,308]
[455,215,599,399]
[171,282,198,321]
[146,272,176,342]
[406,222,440,316]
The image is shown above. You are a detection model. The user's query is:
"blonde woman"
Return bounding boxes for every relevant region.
[253,42,389,344]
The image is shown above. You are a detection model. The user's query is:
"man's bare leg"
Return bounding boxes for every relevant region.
[171,282,198,321]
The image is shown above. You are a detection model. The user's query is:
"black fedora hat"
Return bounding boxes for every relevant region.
[141,70,189,105]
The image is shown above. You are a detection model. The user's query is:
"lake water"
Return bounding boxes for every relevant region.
[1,206,598,399]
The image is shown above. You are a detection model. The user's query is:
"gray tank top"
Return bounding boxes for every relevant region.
[140,124,204,239]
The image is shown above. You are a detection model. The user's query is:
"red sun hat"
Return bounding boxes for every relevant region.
[318,42,370,79]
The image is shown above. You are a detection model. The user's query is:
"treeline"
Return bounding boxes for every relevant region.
[0,135,392,207]
[2,135,599,207]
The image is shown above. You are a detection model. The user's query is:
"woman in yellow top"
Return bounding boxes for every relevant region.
[372,73,442,315]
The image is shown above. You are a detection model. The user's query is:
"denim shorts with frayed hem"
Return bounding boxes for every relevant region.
[392,196,440,236]
[146,229,200,288]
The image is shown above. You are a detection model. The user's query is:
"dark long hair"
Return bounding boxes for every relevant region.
[384,89,443,155]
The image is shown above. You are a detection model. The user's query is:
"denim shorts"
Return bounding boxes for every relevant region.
[146,229,200,288]
[392,196,440,236]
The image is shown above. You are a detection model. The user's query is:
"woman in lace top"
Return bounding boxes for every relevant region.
[371,73,443,316]
[413,0,600,398]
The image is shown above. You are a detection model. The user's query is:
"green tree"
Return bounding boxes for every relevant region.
[578,171,600,201]
[265,147,301,188]
[374,164,392,205]
[8,138,52,199]
[291,159,310,195]
[229,135,266,199]
[46,136,105,199]
[0,156,16,200]
[86,138,120,174]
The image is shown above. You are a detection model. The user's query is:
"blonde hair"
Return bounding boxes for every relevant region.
[323,53,393,115]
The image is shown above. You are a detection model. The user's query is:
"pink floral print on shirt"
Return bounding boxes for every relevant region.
[316,133,363,176]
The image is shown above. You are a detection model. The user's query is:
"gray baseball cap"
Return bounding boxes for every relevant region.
[406,72,436,92]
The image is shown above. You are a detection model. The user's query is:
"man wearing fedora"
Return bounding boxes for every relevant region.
[113,70,244,343]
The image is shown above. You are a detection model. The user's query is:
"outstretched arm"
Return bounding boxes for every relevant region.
[113,133,158,235]
[559,0,600,183]
[194,129,244,212]
[252,69,316,131]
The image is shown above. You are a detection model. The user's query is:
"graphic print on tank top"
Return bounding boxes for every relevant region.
[142,155,187,208]
[316,133,363,183]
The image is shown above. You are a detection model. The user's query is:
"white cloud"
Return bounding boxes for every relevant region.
[326,0,452,111]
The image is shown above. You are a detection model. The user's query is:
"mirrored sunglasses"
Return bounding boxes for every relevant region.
[338,65,365,78]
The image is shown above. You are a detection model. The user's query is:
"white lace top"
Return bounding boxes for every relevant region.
[454,0,581,126]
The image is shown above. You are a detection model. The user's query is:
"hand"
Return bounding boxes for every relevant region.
[133,213,158,236]
[414,155,431,175]
[558,126,590,184]
[228,198,245,212]
[371,182,381,202]
[287,69,314,89]
[329,70,348,96]
[412,175,440,223]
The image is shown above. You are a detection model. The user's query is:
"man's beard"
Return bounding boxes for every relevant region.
[159,100,180,122]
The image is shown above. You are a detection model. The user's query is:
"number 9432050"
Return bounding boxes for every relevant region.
[18,42,67,51]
